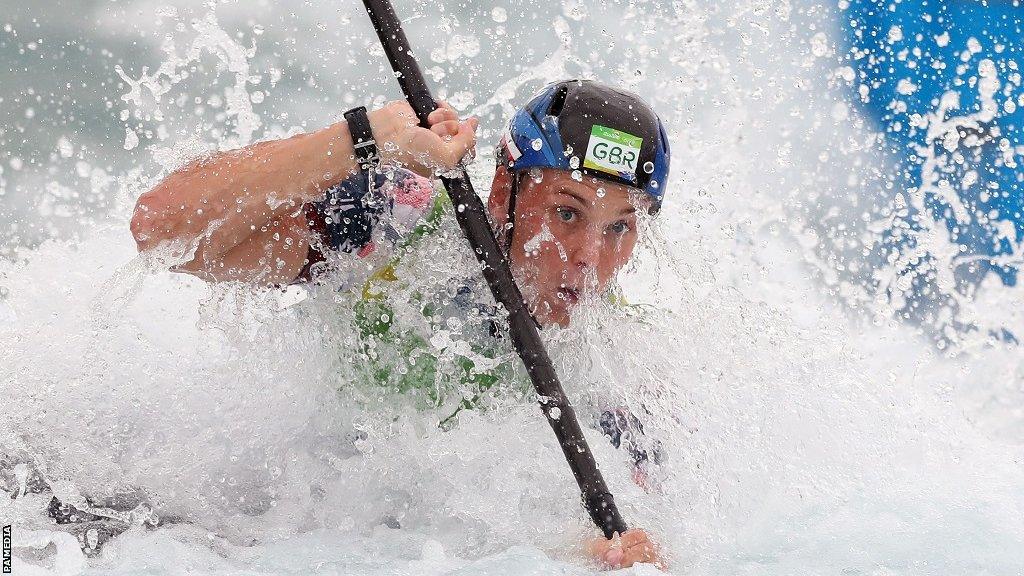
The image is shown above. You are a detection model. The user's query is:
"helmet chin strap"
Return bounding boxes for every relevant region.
[503,171,521,256]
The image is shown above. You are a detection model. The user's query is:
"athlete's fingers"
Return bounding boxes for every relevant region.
[428,117,478,168]
[427,106,458,126]
[449,117,479,162]
[584,536,622,569]
[430,120,461,137]
[603,547,625,568]
[622,539,658,564]
[619,529,649,548]
[583,531,665,571]
[585,535,612,557]
[618,530,664,569]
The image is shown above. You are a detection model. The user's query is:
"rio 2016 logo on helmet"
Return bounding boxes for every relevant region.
[497,79,671,213]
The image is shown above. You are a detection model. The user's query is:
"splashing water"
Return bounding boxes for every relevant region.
[813,1,1024,350]
[2,1,1024,574]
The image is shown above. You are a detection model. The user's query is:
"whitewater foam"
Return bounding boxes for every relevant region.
[2,1,1023,574]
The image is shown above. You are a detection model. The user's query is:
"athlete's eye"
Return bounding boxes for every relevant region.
[609,220,631,235]
[556,207,577,223]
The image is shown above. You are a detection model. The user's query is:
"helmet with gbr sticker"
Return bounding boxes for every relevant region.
[496,79,671,213]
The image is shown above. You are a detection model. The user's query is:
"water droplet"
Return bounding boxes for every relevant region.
[563,145,574,156]
[529,167,543,183]
[57,137,73,158]
[596,187,606,198]
[124,128,139,150]
[490,7,507,22]
[531,138,543,151]
[569,156,580,169]
[643,161,655,174]
[571,170,582,182]
[650,179,659,188]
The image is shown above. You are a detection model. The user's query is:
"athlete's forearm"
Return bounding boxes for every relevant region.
[128,99,476,285]
[130,121,357,262]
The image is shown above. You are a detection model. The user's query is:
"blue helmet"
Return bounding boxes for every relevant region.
[497,79,671,213]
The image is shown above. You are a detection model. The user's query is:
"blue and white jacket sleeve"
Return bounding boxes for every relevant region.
[298,166,435,290]
[597,406,667,493]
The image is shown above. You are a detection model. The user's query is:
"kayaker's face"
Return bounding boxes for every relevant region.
[488,167,648,327]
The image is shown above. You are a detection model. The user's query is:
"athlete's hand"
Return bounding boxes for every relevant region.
[585,529,666,571]
[367,100,478,176]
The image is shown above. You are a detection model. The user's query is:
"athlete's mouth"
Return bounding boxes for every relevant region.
[556,286,580,305]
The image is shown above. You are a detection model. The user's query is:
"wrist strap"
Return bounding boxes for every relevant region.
[343,106,378,170]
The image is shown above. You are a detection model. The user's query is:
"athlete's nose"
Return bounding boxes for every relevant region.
[570,226,602,272]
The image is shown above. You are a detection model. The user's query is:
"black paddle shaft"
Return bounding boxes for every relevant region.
[360,0,628,538]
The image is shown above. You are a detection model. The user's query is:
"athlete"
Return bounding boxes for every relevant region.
[129,79,670,569]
